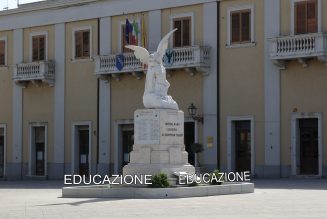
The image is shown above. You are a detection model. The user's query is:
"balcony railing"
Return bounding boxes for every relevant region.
[269,33,327,67]
[94,45,210,77]
[13,61,55,86]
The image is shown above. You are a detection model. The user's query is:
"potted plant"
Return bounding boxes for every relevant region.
[190,143,204,167]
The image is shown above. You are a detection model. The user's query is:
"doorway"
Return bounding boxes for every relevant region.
[72,122,92,175]
[0,125,5,178]
[299,118,318,175]
[184,122,195,165]
[234,121,251,172]
[121,124,134,171]
[291,114,322,176]
[29,123,47,176]
[227,116,254,174]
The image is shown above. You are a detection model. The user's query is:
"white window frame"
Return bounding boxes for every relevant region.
[0,124,7,177]
[28,122,48,176]
[226,4,255,48]
[0,36,7,67]
[71,121,92,175]
[291,113,322,176]
[170,12,195,47]
[227,115,255,175]
[72,26,92,61]
[290,0,322,35]
[29,31,48,62]
[118,19,142,53]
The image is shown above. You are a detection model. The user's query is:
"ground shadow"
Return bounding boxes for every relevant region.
[253,179,327,190]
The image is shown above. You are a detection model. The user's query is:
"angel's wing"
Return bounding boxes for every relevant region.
[156,28,177,59]
[125,45,149,65]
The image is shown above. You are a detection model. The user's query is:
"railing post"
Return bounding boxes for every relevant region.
[315,33,324,53]
[193,46,201,64]
[269,39,278,58]
[94,56,100,74]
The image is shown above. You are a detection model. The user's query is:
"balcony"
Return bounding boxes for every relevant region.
[13,61,55,87]
[269,33,327,68]
[94,45,210,80]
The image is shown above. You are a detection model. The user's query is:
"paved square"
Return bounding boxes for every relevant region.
[0,179,326,218]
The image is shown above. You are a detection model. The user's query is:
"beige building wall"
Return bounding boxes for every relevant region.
[279,0,327,169]
[21,25,55,167]
[23,25,55,62]
[0,30,13,163]
[219,0,265,171]
[280,61,327,167]
[64,19,98,168]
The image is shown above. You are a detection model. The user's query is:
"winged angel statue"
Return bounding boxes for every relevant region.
[126,29,179,110]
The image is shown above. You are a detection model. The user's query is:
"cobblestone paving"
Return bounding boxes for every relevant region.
[0,179,326,219]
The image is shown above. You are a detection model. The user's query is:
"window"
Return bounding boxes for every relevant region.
[295,0,317,34]
[230,10,251,44]
[32,35,46,62]
[74,29,90,59]
[0,39,6,66]
[173,17,191,47]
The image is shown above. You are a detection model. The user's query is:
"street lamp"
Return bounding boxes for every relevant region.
[188,103,203,123]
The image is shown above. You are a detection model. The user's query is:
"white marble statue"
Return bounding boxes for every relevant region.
[125,29,179,110]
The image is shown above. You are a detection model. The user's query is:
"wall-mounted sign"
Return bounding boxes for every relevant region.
[207,136,213,148]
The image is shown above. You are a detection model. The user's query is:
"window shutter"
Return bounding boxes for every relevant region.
[173,20,182,47]
[75,31,82,58]
[0,40,5,65]
[182,19,190,46]
[39,36,45,61]
[231,12,240,43]
[82,31,90,57]
[307,0,317,33]
[241,11,250,42]
[295,2,307,34]
[32,37,39,61]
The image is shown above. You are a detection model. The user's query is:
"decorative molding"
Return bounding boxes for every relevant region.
[291,113,322,176]
[0,36,7,66]
[227,115,255,175]
[29,31,48,62]
[71,26,92,61]
[169,12,195,47]
[226,4,255,47]
[71,121,92,175]
[28,122,48,176]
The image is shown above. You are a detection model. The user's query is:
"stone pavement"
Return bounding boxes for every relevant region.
[0,179,326,219]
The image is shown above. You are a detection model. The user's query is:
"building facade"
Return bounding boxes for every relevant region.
[220,0,327,178]
[0,0,326,180]
[0,0,218,179]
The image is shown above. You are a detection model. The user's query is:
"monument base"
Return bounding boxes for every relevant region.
[123,109,195,184]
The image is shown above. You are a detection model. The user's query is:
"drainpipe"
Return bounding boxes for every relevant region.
[216,1,220,170]
[96,18,100,173]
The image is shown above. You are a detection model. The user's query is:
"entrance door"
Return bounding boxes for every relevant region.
[299,118,318,175]
[122,129,134,167]
[0,128,4,177]
[184,122,195,165]
[34,127,45,176]
[78,127,89,176]
[235,121,251,172]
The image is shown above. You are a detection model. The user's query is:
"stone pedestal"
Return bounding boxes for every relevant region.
[123,109,195,182]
